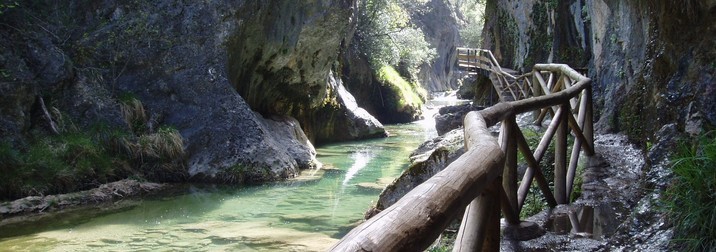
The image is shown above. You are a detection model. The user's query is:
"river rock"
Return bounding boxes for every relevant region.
[434,104,485,135]
[0,179,163,219]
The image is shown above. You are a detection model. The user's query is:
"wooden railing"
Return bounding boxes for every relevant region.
[330,60,593,251]
[456,47,533,101]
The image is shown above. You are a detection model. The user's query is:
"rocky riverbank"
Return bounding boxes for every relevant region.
[0,179,166,226]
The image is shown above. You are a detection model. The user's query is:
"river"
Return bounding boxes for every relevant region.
[0,96,466,251]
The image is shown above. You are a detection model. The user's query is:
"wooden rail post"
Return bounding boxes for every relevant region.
[453,179,501,252]
[555,103,569,204]
[500,115,519,217]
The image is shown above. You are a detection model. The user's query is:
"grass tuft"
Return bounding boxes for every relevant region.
[664,132,716,251]
[118,92,147,132]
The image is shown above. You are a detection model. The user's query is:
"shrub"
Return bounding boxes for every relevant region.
[665,132,716,251]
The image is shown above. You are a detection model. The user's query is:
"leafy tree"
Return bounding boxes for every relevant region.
[355,0,436,82]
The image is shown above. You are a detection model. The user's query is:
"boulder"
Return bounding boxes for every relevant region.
[435,104,485,135]
[366,128,465,218]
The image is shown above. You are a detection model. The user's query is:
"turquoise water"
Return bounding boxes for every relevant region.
[0,120,439,251]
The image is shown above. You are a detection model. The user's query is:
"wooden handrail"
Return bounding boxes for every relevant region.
[332,59,594,251]
[329,112,504,251]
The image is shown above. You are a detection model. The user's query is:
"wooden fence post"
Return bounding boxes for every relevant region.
[453,179,501,252]
[555,103,569,204]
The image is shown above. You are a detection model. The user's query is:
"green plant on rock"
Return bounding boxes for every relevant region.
[0,130,120,199]
[377,64,426,111]
[664,132,716,251]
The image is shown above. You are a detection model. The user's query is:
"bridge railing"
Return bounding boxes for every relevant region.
[331,61,593,251]
[457,47,536,101]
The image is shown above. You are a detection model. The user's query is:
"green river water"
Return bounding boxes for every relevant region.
[0,98,464,251]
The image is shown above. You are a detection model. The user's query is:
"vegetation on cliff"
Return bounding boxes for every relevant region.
[349,0,436,122]
[376,65,427,114]
[0,96,184,200]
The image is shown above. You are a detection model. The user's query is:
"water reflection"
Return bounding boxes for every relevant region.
[546,202,623,240]
[0,94,470,251]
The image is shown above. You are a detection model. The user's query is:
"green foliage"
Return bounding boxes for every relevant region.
[0,98,185,200]
[376,64,426,110]
[664,132,716,251]
[454,0,486,48]
[0,131,119,199]
[427,233,455,252]
[355,0,435,81]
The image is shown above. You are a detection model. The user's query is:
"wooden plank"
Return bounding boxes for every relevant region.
[533,64,589,83]
[330,112,504,252]
[479,78,591,127]
[499,183,521,225]
[454,189,492,252]
[533,106,564,163]
[567,111,595,155]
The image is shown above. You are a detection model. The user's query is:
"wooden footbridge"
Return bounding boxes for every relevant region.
[456,47,533,102]
[330,48,594,251]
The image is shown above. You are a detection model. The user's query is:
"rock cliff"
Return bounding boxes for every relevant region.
[0,0,385,197]
[408,0,462,92]
[482,0,716,140]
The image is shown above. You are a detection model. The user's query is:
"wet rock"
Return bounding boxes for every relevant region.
[0,0,384,190]
[408,0,461,92]
[456,76,477,100]
[503,221,545,241]
[328,72,386,141]
[435,104,485,135]
[229,0,385,143]
[259,115,319,170]
[0,179,164,219]
[366,128,464,217]
[340,49,424,124]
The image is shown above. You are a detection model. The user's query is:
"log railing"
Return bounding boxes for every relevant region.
[331,60,593,251]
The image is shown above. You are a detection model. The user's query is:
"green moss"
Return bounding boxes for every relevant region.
[376,64,425,111]
[526,2,552,70]
[664,132,716,251]
[496,7,519,68]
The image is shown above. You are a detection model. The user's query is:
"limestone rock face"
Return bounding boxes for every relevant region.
[227,0,385,143]
[341,47,424,124]
[409,0,462,92]
[483,0,716,140]
[0,0,375,185]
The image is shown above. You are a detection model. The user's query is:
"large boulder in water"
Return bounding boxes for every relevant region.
[435,104,485,135]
